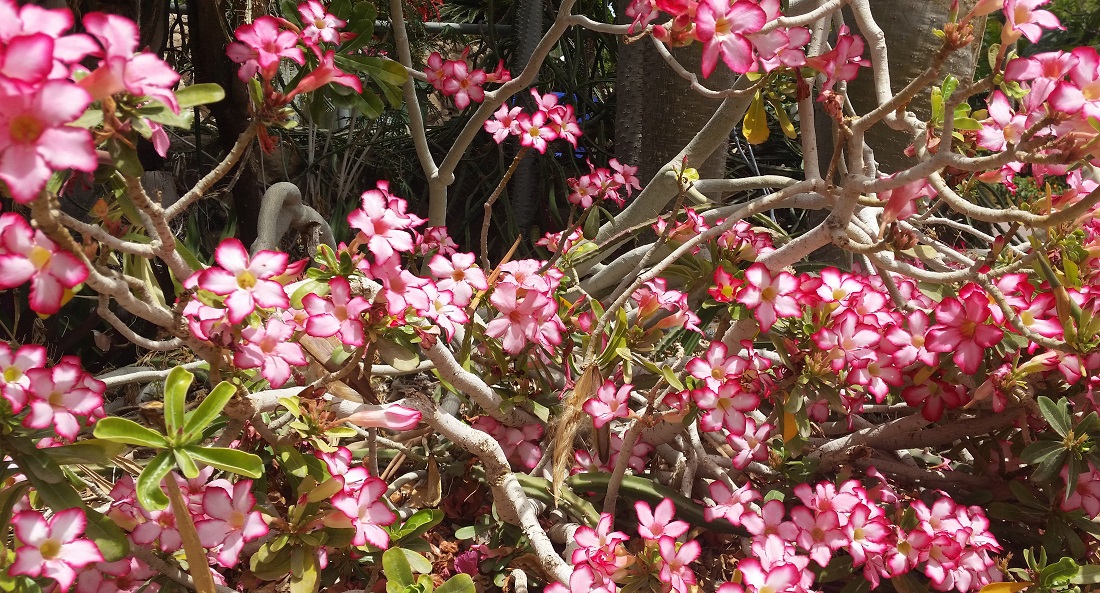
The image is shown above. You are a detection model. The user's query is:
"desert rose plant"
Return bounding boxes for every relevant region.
[2,0,1100,592]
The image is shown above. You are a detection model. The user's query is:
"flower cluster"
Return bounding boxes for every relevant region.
[424,49,511,109]
[107,471,268,568]
[566,159,641,209]
[471,416,545,469]
[0,342,104,439]
[707,480,1001,593]
[483,89,583,153]
[226,1,362,103]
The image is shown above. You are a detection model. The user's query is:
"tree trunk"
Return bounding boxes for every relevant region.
[615,25,733,186]
[192,0,262,248]
[843,0,985,174]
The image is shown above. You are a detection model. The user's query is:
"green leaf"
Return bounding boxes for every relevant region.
[185,445,263,478]
[108,138,144,177]
[289,548,319,593]
[135,103,193,129]
[1032,449,1069,483]
[174,83,226,109]
[1038,396,1072,437]
[1072,565,1100,585]
[393,509,444,541]
[339,2,377,54]
[136,451,174,510]
[173,448,201,479]
[1020,440,1065,465]
[163,366,192,442]
[1067,454,1087,503]
[383,547,416,590]
[39,440,128,465]
[182,380,237,443]
[93,417,170,449]
[435,574,475,593]
[1039,557,1079,588]
[400,548,433,574]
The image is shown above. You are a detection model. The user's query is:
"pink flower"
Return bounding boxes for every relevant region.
[425,52,447,90]
[584,381,633,429]
[419,282,468,338]
[0,342,46,412]
[10,508,104,591]
[516,110,556,154]
[347,182,422,262]
[196,480,269,567]
[659,536,700,593]
[805,26,868,92]
[705,480,759,525]
[572,513,631,579]
[694,0,767,77]
[976,91,1030,151]
[344,403,422,430]
[0,81,96,203]
[926,293,1004,375]
[471,416,544,469]
[737,558,801,593]
[484,104,523,142]
[727,418,772,470]
[302,275,371,346]
[75,557,158,593]
[634,498,689,541]
[693,383,759,434]
[737,263,802,332]
[226,16,305,82]
[0,214,88,315]
[1002,0,1061,44]
[790,506,845,567]
[197,238,290,324]
[330,475,396,548]
[429,252,487,307]
[24,358,104,440]
[298,0,346,45]
[79,12,181,113]
[234,317,307,388]
[441,60,486,109]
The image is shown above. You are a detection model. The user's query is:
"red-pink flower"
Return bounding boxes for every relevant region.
[737,263,802,332]
[516,110,557,154]
[329,475,396,549]
[10,508,104,591]
[659,536,701,593]
[694,0,767,77]
[226,16,305,82]
[234,317,307,388]
[0,80,96,203]
[1002,0,1061,44]
[484,104,523,143]
[79,12,181,113]
[197,238,290,324]
[727,417,772,470]
[635,498,689,541]
[737,558,801,593]
[0,342,46,413]
[24,357,104,440]
[429,252,487,307]
[704,480,760,525]
[584,381,633,429]
[302,275,371,346]
[196,480,269,567]
[441,60,486,109]
[926,292,1004,375]
[298,0,346,45]
[806,26,868,92]
[347,181,422,262]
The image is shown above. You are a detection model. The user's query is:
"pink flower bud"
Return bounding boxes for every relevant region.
[344,403,421,430]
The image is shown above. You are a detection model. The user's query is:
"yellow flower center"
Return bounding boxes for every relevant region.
[237,271,257,289]
[3,367,22,383]
[229,510,246,530]
[9,114,44,144]
[39,538,61,559]
[28,246,52,271]
[762,286,777,301]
